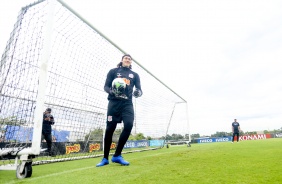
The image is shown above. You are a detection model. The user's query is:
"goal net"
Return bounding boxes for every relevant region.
[0,0,189,166]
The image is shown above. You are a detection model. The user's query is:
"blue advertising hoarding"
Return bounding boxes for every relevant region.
[197,137,232,143]
[4,125,70,142]
[124,140,149,148]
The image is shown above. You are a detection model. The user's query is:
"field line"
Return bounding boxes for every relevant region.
[5,165,95,184]
[7,147,181,183]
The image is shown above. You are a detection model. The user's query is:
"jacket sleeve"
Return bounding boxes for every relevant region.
[134,73,143,95]
[50,115,55,125]
[104,69,114,94]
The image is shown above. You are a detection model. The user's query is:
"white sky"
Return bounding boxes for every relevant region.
[1,0,282,136]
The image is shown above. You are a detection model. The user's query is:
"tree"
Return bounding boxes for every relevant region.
[0,116,27,143]
[164,134,172,140]
[146,136,152,140]
[191,133,200,140]
[170,133,184,140]
[128,133,146,140]
[0,116,26,127]
[184,134,190,139]
[113,129,122,136]
[128,134,135,140]
[84,128,103,141]
[211,131,229,137]
[135,133,145,140]
[263,130,269,134]
[84,128,124,142]
[244,131,257,135]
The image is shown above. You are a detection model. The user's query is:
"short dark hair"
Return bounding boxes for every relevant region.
[122,54,132,60]
[46,108,52,112]
[117,54,132,69]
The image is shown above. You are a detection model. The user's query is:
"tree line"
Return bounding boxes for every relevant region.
[2,116,281,142]
[191,127,282,140]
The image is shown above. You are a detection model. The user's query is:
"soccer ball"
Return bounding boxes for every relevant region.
[112,78,126,95]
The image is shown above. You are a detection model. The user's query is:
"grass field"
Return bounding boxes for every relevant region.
[0,138,281,184]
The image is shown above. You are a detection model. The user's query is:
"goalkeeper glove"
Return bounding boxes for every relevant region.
[110,88,122,96]
[133,88,142,98]
[109,89,116,96]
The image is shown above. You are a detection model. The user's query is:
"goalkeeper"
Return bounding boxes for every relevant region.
[96,54,142,167]
[42,108,55,156]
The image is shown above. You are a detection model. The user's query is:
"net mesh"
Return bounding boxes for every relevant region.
[0,0,188,165]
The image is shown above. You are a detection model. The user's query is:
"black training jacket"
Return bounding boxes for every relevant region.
[104,66,142,101]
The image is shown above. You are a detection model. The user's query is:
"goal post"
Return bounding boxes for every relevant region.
[31,0,56,156]
[0,0,190,174]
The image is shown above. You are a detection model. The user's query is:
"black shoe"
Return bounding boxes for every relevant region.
[48,152,56,157]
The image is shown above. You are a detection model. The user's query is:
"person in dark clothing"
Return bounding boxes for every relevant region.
[231,119,240,143]
[42,108,55,156]
[96,54,142,167]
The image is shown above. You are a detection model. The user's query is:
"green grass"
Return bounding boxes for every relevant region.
[1,139,281,184]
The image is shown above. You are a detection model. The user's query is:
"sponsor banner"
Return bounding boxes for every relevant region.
[110,142,117,150]
[124,140,149,148]
[273,133,282,138]
[198,134,272,143]
[53,130,70,142]
[89,143,101,153]
[5,125,33,142]
[149,140,165,147]
[65,143,80,154]
[198,137,232,143]
[64,142,102,154]
[54,141,103,155]
[238,134,271,141]
[4,125,70,142]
